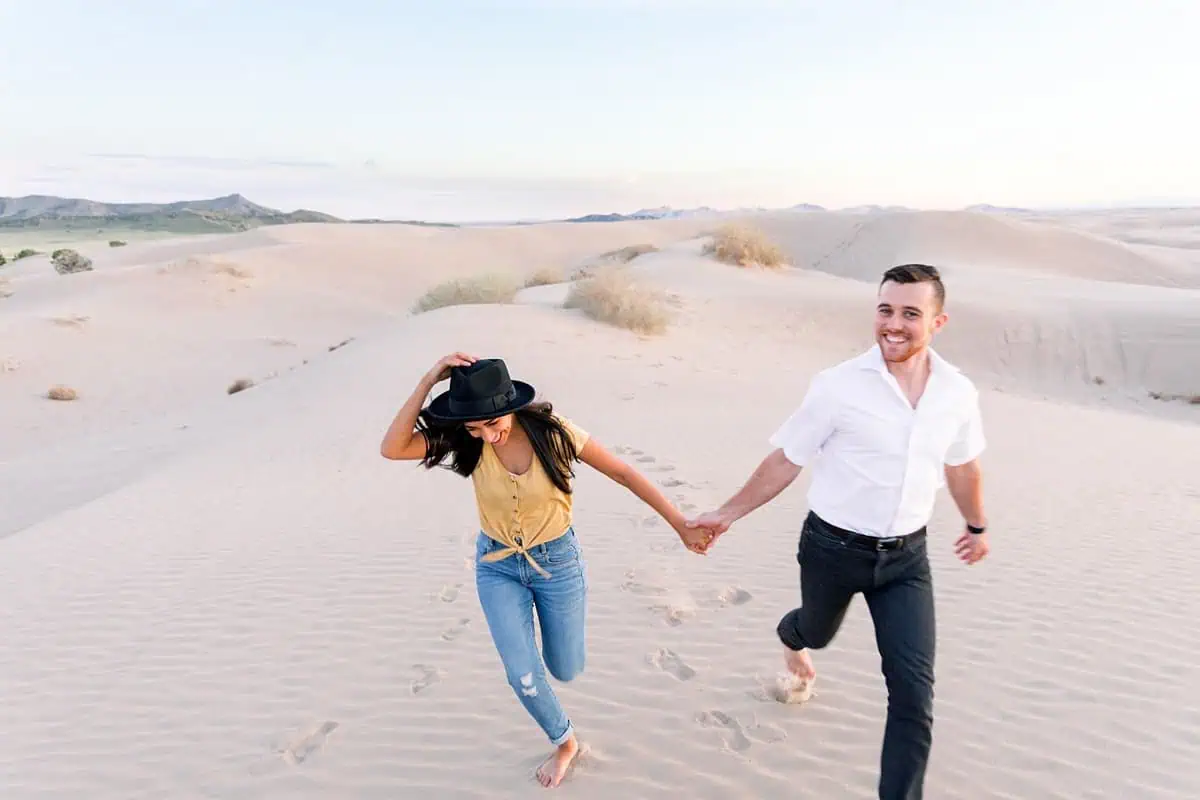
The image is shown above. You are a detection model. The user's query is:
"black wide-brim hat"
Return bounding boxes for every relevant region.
[424,358,536,423]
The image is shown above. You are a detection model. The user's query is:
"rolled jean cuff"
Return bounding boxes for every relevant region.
[776,610,808,651]
[549,721,574,747]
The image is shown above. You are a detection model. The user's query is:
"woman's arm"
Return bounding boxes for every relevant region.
[577,438,712,553]
[380,352,476,460]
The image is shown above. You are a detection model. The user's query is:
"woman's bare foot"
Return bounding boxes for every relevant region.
[535,734,580,788]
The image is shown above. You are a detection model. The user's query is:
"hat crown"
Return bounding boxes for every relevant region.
[450,358,512,400]
[425,357,534,422]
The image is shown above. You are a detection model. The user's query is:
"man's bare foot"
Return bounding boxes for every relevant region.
[535,735,580,788]
[783,646,816,681]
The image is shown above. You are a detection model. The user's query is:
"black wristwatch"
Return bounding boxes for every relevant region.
[966,523,987,534]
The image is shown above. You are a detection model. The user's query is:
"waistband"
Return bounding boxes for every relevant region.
[478,525,573,578]
[806,511,926,552]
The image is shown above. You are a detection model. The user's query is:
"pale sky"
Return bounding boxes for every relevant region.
[2,1,1196,221]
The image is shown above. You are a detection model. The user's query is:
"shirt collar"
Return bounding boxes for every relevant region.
[856,343,958,376]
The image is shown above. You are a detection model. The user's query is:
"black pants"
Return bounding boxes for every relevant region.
[777,511,936,800]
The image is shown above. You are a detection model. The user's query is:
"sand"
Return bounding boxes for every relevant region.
[1,209,1197,799]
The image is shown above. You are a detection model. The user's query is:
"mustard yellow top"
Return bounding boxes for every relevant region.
[473,416,589,577]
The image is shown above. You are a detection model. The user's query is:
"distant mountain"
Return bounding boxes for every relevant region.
[564,211,662,223]
[0,193,342,233]
[963,204,1035,215]
[564,205,762,223]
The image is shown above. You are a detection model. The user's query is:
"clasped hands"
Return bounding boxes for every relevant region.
[671,510,730,555]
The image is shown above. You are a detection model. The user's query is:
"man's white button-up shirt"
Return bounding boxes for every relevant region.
[769,345,986,538]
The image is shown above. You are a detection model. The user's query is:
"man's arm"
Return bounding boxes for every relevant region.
[943,385,988,529]
[944,459,986,529]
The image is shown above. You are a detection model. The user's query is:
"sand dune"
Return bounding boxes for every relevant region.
[748,208,1200,289]
[1,211,1197,799]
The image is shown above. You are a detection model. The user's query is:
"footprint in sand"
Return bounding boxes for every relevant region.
[647,647,697,681]
[641,515,662,529]
[658,476,689,489]
[694,710,786,753]
[410,664,443,695]
[441,618,471,641]
[649,603,693,627]
[636,454,656,463]
[277,720,339,765]
[716,586,753,606]
[620,570,668,597]
[433,583,462,603]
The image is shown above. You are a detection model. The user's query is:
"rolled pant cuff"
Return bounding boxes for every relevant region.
[776,611,809,651]
[549,721,574,747]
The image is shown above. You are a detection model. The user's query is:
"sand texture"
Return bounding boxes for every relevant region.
[1,209,1197,799]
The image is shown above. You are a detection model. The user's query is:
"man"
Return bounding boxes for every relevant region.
[688,264,989,800]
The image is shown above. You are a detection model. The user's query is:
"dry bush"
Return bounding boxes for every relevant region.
[523,265,565,287]
[600,243,659,263]
[572,243,660,281]
[51,248,94,275]
[564,268,671,335]
[47,385,78,401]
[50,314,90,328]
[702,223,786,268]
[227,378,255,394]
[412,273,520,313]
[212,260,252,279]
[1148,390,1200,405]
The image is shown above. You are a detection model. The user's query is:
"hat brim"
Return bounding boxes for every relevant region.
[423,380,537,423]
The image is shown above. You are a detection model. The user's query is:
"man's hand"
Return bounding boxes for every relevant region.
[685,510,733,549]
[954,528,990,565]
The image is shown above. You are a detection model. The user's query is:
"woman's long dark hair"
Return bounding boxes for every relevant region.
[415,401,580,494]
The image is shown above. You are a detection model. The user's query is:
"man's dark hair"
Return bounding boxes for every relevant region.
[880,263,945,311]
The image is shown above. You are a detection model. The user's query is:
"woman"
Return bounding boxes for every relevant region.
[380,352,711,788]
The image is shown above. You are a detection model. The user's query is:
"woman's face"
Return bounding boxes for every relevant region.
[464,413,514,445]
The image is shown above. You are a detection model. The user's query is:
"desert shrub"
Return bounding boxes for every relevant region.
[227,378,255,394]
[412,273,520,313]
[15,249,38,260]
[109,240,127,247]
[51,248,93,275]
[523,265,564,287]
[0,252,6,266]
[702,223,785,268]
[564,268,671,335]
[599,243,659,263]
[47,385,78,401]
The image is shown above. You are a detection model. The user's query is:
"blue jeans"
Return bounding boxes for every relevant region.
[474,528,588,746]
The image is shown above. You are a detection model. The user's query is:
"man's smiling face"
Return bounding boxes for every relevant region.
[874,279,948,363]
